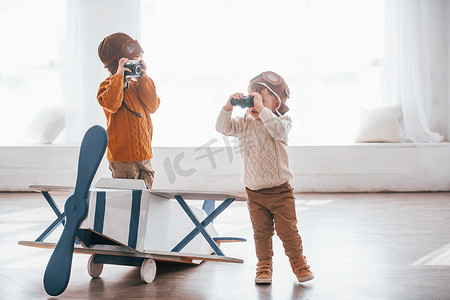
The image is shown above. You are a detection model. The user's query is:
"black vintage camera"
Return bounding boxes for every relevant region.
[124,60,143,77]
[230,95,254,108]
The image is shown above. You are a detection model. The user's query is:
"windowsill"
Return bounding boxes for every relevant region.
[1,141,449,192]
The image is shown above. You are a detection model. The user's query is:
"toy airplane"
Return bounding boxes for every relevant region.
[18,125,245,296]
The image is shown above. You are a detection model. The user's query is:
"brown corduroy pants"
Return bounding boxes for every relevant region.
[108,159,155,189]
[246,182,303,260]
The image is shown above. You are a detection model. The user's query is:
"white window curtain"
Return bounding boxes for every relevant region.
[0,0,65,144]
[64,0,141,144]
[383,0,448,142]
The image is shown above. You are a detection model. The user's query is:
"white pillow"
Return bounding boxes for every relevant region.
[26,105,65,144]
[354,105,402,143]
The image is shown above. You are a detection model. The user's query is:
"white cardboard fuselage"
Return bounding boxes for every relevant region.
[79,188,218,254]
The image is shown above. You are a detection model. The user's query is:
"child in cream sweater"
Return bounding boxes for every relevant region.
[216,71,313,284]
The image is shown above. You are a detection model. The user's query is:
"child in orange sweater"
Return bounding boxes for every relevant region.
[97,32,160,188]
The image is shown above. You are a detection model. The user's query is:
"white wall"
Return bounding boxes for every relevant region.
[1,144,449,193]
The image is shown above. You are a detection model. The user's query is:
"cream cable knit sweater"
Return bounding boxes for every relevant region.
[216,107,294,190]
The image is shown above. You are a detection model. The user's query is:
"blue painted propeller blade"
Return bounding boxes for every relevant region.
[43,125,107,296]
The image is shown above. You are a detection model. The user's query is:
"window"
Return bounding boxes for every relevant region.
[141,0,384,146]
[0,0,384,146]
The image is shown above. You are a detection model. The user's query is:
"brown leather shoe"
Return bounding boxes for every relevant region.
[255,259,272,284]
[289,256,314,283]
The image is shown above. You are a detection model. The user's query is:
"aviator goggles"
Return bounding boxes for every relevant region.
[103,39,144,66]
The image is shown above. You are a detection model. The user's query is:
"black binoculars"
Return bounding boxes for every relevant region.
[230,96,254,108]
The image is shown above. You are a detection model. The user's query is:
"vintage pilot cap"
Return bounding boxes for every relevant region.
[98,32,144,69]
[249,71,290,115]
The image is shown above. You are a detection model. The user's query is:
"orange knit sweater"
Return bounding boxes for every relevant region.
[97,74,160,162]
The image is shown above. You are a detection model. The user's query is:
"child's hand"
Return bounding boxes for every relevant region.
[116,57,131,77]
[137,59,147,80]
[249,92,264,113]
[225,92,243,111]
